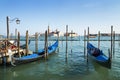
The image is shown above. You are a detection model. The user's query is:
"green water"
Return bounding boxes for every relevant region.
[0,40,120,80]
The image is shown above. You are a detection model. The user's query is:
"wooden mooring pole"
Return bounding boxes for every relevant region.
[84,30,86,57]
[35,32,38,53]
[71,30,73,53]
[119,34,120,46]
[113,31,115,55]
[65,25,68,63]
[87,27,89,43]
[62,36,63,47]
[108,49,112,61]
[7,16,9,39]
[44,30,48,60]
[17,32,21,57]
[66,25,68,57]
[26,30,29,55]
[98,31,100,49]
[57,31,59,43]
[87,27,89,62]
[111,26,113,58]
[15,28,17,46]
[57,31,59,53]
[15,28,17,39]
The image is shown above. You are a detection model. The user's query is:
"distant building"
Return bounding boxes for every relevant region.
[64,31,78,37]
[49,31,58,37]
[115,33,120,36]
[88,34,97,38]
[87,33,118,37]
[100,33,111,36]
[40,29,63,37]
[48,29,64,37]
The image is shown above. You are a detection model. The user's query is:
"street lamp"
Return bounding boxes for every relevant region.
[6,16,20,39]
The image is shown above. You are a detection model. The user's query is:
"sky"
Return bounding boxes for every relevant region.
[0,0,120,36]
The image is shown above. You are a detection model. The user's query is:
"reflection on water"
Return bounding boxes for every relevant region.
[0,41,120,80]
[92,61,109,80]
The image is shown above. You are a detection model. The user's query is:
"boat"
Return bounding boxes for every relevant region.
[87,43,111,69]
[0,40,25,65]
[11,40,58,65]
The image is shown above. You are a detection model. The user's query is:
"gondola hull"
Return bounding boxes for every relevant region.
[12,40,58,65]
[87,43,111,69]
[88,54,111,69]
[13,54,44,65]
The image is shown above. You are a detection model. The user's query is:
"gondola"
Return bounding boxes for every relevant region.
[11,40,58,65]
[87,43,111,69]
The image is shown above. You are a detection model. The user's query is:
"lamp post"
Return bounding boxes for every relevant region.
[6,16,20,39]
